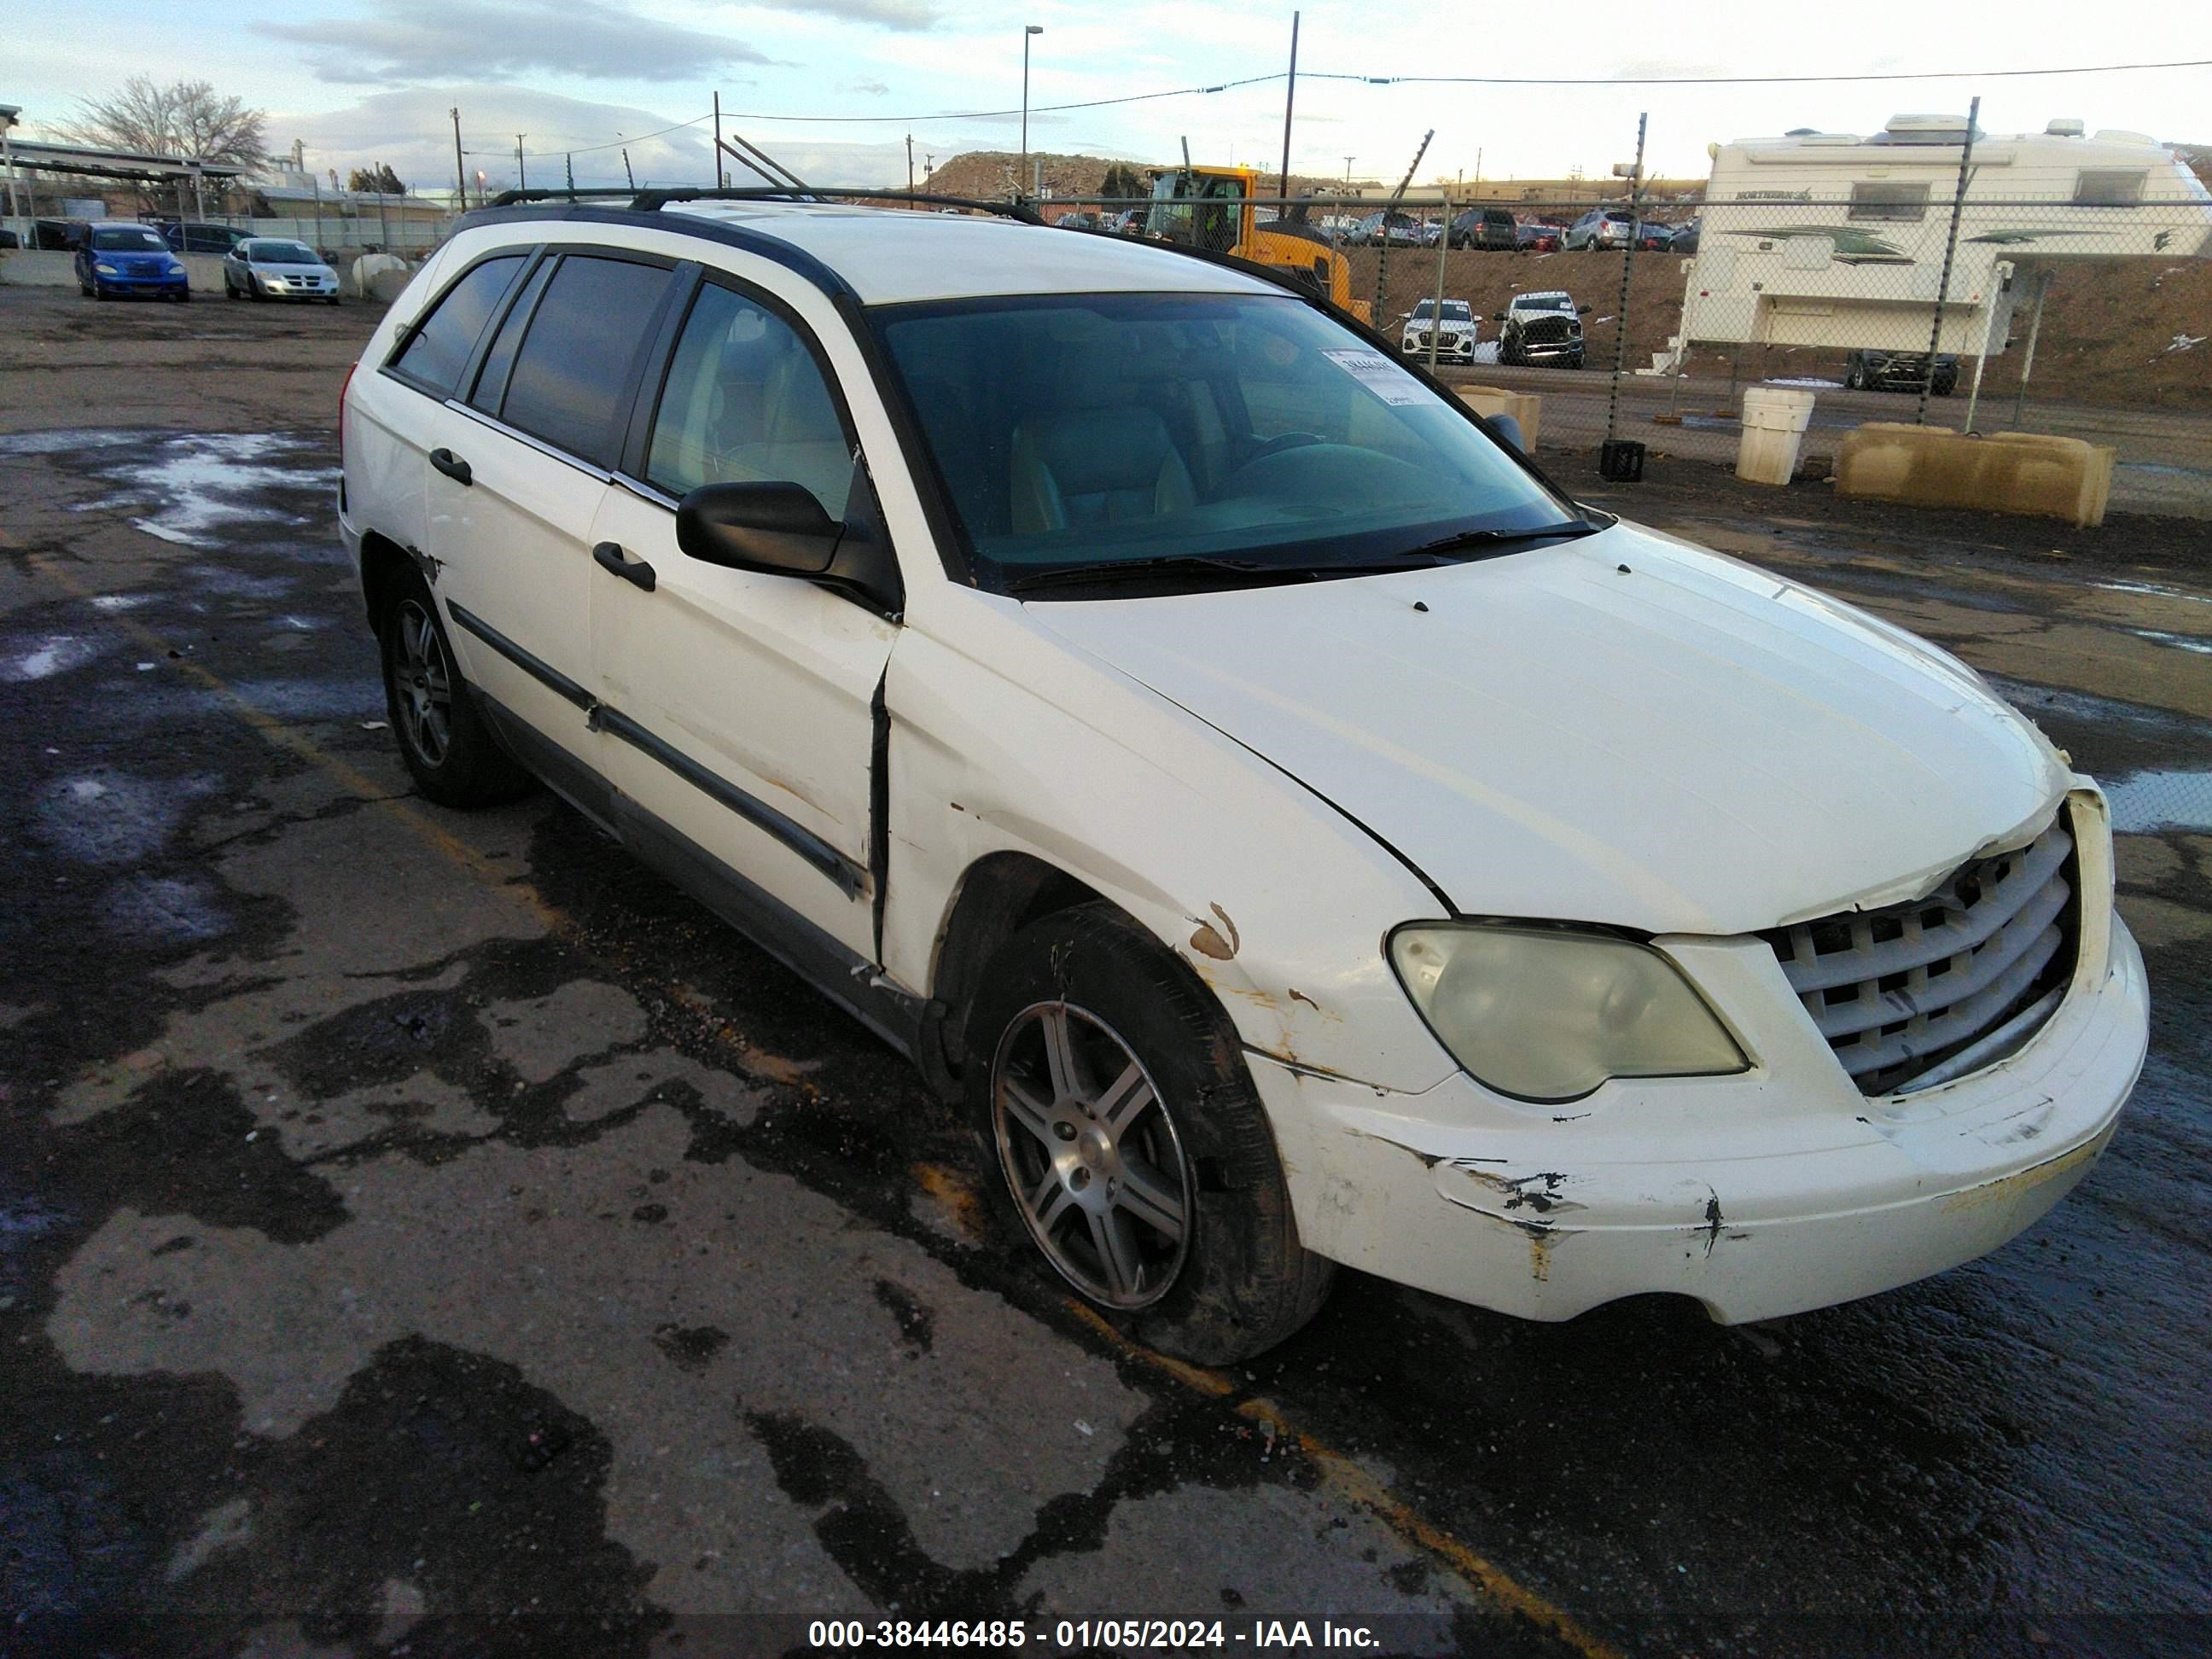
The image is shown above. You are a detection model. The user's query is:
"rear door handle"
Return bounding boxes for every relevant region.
[592,540,656,592]
[429,447,472,486]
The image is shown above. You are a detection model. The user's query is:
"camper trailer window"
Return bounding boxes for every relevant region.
[1847,182,1930,222]
[2073,170,2145,207]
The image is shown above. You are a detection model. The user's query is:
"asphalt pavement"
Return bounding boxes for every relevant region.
[3,285,2208,1656]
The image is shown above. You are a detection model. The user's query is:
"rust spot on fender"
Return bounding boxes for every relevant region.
[1189,904,1241,960]
[1190,923,1233,959]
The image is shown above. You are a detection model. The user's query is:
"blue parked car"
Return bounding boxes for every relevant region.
[74,222,191,303]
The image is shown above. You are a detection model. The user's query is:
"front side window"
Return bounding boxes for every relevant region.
[644,282,853,517]
[392,254,526,396]
[1848,182,1930,222]
[874,291,1585,591]
[498,253,673,463]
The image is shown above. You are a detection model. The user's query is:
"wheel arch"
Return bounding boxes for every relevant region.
[918,850,1112,1100]
[358,529,417,638]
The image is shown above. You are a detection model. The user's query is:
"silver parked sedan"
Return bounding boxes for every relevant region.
[224,238,341,305]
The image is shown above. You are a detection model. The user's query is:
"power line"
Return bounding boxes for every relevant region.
[446,55,2212,160]
[1312,56,2212,87]
[719,74,1284,125]
[461,112,714,161]
[713,56,2212,125]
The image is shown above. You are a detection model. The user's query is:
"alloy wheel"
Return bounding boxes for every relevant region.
[393,599,453,767]
[990,1001,1191,1309]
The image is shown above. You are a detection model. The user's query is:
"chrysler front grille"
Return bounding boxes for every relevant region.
[1763,811,2079,1096]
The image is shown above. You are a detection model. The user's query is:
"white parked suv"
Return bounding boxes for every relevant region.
[1399,298,1477,364]
[339,191,2147,1360]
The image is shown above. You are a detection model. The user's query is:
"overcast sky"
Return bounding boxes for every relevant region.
[10,0,2206,194]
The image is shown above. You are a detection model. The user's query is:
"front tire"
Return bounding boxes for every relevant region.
[377,569,532,808]
[965,905,1334,1364]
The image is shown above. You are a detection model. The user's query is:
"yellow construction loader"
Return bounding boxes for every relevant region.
[1142,163,1373,324]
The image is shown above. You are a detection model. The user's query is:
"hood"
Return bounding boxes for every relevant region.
[1031,522,2069,936]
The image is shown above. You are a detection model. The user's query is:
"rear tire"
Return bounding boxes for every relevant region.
[964,905,1335,1364]
[377,568,533,808]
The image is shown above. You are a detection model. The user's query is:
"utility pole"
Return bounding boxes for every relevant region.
[621,148,635,189]
[1277,10,1300,205]
[1020,24,1044,184]
[906,133,915,200]
[566,153,574,191]
[515,135,527,192]
[451,107,465,210]
[713,91,725,187]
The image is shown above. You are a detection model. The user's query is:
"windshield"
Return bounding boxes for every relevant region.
[91,228,167,252]
[873,291,1584,594]
[1516,294,1573,311]
[1411,300,1473,320]
[249,242,318,265]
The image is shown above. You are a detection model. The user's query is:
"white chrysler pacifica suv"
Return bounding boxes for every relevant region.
[338,192,2147,1361]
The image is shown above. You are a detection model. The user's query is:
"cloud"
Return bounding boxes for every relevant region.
[272,84,916,192]
[260,0,777,85]
[844,80,892,96]
[749,0,942,26]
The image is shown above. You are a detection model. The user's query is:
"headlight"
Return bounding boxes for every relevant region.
[95,262,118,274]
[1389,923,1748,1102]
[166,262,185,275]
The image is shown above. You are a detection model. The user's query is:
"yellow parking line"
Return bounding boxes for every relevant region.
[1065,1298,1620,1659]
[38,552,1615,1655]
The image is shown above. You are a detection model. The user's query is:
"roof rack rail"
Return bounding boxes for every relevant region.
[485,188,636,208]
[480,184,1045,226]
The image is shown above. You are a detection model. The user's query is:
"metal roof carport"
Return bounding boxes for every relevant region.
[1,124,250,244]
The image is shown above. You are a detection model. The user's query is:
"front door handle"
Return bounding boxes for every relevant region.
[429,447,472,486]
[592,540,656,592]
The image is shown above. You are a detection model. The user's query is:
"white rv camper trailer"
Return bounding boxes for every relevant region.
[1658,116,2212,373]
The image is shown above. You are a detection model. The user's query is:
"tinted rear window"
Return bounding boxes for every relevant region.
[393,255,526,396]
[498,255,673,463]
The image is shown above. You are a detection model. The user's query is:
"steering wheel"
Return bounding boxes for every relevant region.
[1245,431,1325,461]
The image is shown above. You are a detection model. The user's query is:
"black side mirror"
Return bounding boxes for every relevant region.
[1492,311,1506,323]
[677,481,841,576]
[1487,414,1528,455]
[1577,305,1593,315]
[675,461,905,616]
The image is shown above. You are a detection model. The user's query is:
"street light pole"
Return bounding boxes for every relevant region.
[1020,25,1043,189]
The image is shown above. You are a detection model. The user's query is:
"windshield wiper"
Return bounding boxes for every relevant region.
[1005,553,1464,595]
[1400,521,1601,559]
[1001,555,1281,595]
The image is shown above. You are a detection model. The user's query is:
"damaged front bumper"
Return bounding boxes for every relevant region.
[1254,909,2147,1326]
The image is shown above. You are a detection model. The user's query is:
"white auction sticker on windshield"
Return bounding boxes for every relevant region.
[1320,348,1424,405]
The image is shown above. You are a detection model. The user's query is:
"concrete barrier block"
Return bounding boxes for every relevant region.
[1835,422,2116,528]
[1454,385,1543,450]
[0,249,81,288]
